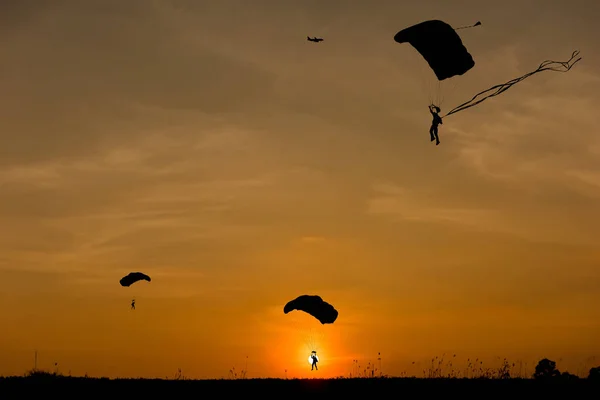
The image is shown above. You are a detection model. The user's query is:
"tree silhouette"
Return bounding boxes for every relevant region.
[533,358,560,379]
[588,366,600,381]
[559,371,579,381]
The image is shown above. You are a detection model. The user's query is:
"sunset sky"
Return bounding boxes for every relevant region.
[1,0,600,379]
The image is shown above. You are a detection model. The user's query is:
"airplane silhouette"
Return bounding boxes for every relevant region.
[307,36,324,43]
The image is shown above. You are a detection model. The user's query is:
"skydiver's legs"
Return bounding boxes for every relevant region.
[433,126,440,145]
[429,125,436,141]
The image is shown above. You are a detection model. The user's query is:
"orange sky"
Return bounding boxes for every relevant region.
[1,0,600,379]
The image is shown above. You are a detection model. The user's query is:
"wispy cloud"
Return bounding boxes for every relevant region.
[367,182,500,228]
[365,180,600,246]
[449,83,600,197]
[300,236,327,243]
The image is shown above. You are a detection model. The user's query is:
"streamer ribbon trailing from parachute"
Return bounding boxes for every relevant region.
[442,50,582,118]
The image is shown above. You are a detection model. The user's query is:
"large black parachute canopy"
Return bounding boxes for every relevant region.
[284,295,338,324]
[394,20,475,81]
[120,272,151,287]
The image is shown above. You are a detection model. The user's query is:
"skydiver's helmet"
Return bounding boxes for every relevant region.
[435,106,441,113]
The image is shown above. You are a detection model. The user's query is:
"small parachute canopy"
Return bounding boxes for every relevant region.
[284,295,338,324]
[394,20,475,81]
[120,272,151,287]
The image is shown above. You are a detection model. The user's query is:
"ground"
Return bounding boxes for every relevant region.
[0,374,596,396]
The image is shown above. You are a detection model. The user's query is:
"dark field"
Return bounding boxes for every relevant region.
[1,375,597,396]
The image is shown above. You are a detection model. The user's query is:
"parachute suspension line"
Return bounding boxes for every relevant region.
[418,61,449,108]
[454,21,482,31]
[428,75,437,106]
[426,78,458,110]
[420,57,434,106]
[439,78,460,109]
[433,82,442,107]
[442,50,582,119]
[303,327,323,353]
[305,331,317,353]
[416,54,437,106]
[434,81,442,108]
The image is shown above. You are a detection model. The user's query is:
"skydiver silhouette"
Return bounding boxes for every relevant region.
[429,104,442,145]
[311,352,318,371]
[131,299,135,310]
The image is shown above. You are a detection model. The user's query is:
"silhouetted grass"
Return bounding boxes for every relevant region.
[418,354,518,379]
[2,356,598,396]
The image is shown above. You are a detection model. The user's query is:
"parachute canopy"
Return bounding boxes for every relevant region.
[284,295,338,325]
[120,272,151,287]
[394,19,475,81]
